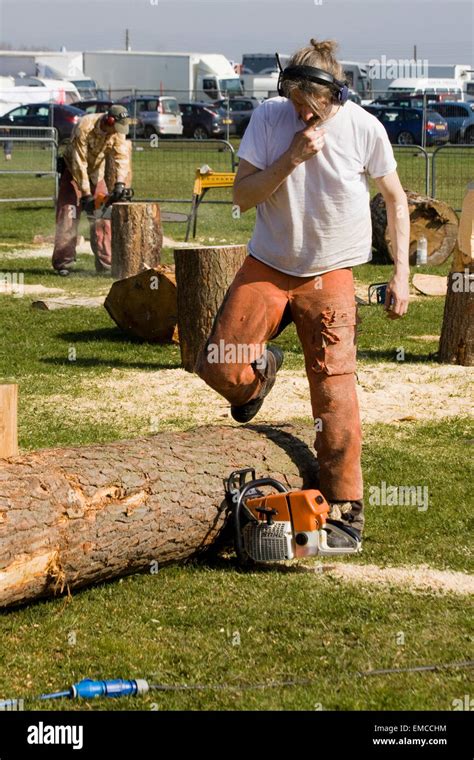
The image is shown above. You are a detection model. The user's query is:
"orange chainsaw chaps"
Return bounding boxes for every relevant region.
[245,489,330,531]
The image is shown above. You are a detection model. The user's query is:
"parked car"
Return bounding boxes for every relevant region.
[348,89,361,105]
[363,105,449,146]
[0,102,84,142]
[74,99,114,114]
[212,97,260,136]
[119,95,183,137]
[429,101,474,143]
[371,96,426,108]
[179,101,233,139]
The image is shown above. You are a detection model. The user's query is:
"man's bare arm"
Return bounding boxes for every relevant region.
[232,156,297,213]
[373,171,410,318]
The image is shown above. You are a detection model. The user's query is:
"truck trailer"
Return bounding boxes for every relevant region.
[83,51,243,101]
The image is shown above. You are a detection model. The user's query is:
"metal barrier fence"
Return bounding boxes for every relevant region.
[131,138,235,203]
[432,145,474,211]
[391,145,429,196]
[0,126,58,203]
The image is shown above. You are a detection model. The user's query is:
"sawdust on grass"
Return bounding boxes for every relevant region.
[307,562,474,595]
[29,362,473,434]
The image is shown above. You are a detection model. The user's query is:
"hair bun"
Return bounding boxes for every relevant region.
[309,38,338,56]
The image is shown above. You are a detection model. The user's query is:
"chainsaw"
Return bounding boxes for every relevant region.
[88,187,134,220]
[224,468,362,566]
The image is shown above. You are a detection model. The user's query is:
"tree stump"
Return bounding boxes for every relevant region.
[111,202,163,280]
[0,423,318,608]
[371,190,458,265]
[104,266,178,343]
[439,184,474,365]
[174,244,247,372]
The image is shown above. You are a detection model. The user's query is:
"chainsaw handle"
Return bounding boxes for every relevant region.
[233,477,288,564]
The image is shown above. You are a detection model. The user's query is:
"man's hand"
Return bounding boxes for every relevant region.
[287,121,326,166]
[109,182,125,203]
[385,273,409,319]
[80,194,95,215]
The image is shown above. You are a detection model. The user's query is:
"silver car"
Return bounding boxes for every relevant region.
[121,96,183,137]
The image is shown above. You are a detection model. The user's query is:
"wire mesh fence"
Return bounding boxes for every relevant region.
[131,138,235,203]
[0,126,58,202]
[432,145,474,211]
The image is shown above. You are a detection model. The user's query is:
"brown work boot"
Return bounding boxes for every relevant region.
[231,344,284,423]
[329,500,365,534]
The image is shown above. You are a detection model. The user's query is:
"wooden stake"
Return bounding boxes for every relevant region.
[0,383,18,458]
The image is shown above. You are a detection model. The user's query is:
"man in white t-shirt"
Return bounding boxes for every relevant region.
[195,39,410,542]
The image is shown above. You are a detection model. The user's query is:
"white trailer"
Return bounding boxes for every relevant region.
[0,50,101,98]
[83,51,243,101]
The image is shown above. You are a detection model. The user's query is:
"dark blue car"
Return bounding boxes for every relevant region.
[429,101,474,143]
[363,105,449,146]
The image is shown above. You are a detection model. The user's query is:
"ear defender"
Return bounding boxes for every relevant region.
[104,113,116,126]
[275,52,349,104]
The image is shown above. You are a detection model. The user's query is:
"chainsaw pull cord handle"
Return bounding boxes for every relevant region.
[234,478,288,564]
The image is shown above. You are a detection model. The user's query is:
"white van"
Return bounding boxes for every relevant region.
[388,78,464,101]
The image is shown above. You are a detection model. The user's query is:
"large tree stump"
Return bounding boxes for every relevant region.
[111,202,163,280]
[0,423,318,608]
[439,184,474,365]
[174,245,247,372]
[104,266,178,343]
[371,190,458,265]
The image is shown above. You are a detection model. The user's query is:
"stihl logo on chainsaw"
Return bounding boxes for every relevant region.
[225,468,361,566]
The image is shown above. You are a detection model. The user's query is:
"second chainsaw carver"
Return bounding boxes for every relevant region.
[52,105,131,275]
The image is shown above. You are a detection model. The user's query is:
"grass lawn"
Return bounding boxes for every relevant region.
[0,140,472,712]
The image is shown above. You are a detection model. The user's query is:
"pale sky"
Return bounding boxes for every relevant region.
[0,0,472,64]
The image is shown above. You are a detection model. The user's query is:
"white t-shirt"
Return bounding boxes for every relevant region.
[237,97,397,277]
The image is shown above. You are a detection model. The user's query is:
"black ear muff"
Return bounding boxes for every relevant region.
[275,52,285,97]
[275,53,349,103]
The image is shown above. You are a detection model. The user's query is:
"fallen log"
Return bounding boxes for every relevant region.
[0,423,318,609]
[32,296,105,311]
[371,190,458,265]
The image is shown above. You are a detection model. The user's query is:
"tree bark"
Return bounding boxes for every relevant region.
[371,190,458,265]
[438,264,474,364]
[0,423,318,608]
[174,245,247,372]
[104,266,178,343]
[111,202,163,280]
[439,185,474,365]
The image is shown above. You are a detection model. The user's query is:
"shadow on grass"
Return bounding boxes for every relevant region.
[41,357,182,370]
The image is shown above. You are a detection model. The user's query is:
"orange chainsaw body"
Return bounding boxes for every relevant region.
[246,489,330,532]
